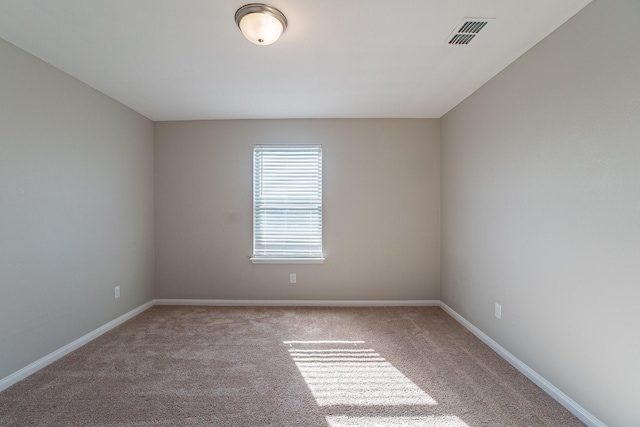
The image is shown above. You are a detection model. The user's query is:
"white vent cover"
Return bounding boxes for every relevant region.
[448,18,493,45]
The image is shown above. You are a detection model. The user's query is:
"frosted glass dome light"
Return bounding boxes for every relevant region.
[235,4,288,46]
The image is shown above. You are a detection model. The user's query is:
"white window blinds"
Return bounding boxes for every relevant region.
[252,145,323,261]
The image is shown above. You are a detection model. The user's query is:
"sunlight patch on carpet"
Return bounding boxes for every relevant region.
[326,415,470,427]
[285,340,437,406]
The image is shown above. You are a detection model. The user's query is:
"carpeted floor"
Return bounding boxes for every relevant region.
[0,306,584,426]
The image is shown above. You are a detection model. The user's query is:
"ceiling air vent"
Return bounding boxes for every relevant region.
[448,19,492,45]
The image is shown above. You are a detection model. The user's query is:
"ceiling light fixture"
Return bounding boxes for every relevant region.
[235,3,287,46]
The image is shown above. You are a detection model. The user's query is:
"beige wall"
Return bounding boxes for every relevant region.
[0,38,155,379]
[155,119,440,301]
[441,1,640,425]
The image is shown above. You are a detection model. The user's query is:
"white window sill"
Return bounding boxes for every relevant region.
[250,257,325,264]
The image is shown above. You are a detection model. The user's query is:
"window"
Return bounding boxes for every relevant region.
[251,145,324,263]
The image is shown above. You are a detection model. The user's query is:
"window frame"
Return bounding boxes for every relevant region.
[250,144,325,264]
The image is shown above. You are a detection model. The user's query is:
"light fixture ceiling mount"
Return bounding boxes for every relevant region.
[235,3,287,46]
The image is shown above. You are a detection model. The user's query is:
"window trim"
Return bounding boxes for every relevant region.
[251,144,324,264]
[249,257,325,264]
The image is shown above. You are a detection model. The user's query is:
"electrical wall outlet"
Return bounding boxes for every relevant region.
[290,273,296,284]
[114,286,120,299]
[495,303,501,319]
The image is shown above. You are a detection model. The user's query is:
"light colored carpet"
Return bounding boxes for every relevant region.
[0,306,584,426]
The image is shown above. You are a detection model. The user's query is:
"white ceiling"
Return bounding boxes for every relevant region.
[0,0,591,121]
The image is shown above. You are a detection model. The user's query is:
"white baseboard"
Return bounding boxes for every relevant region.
[439,302,606,427]
[0,300,154,393]
[154,299,440,307]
